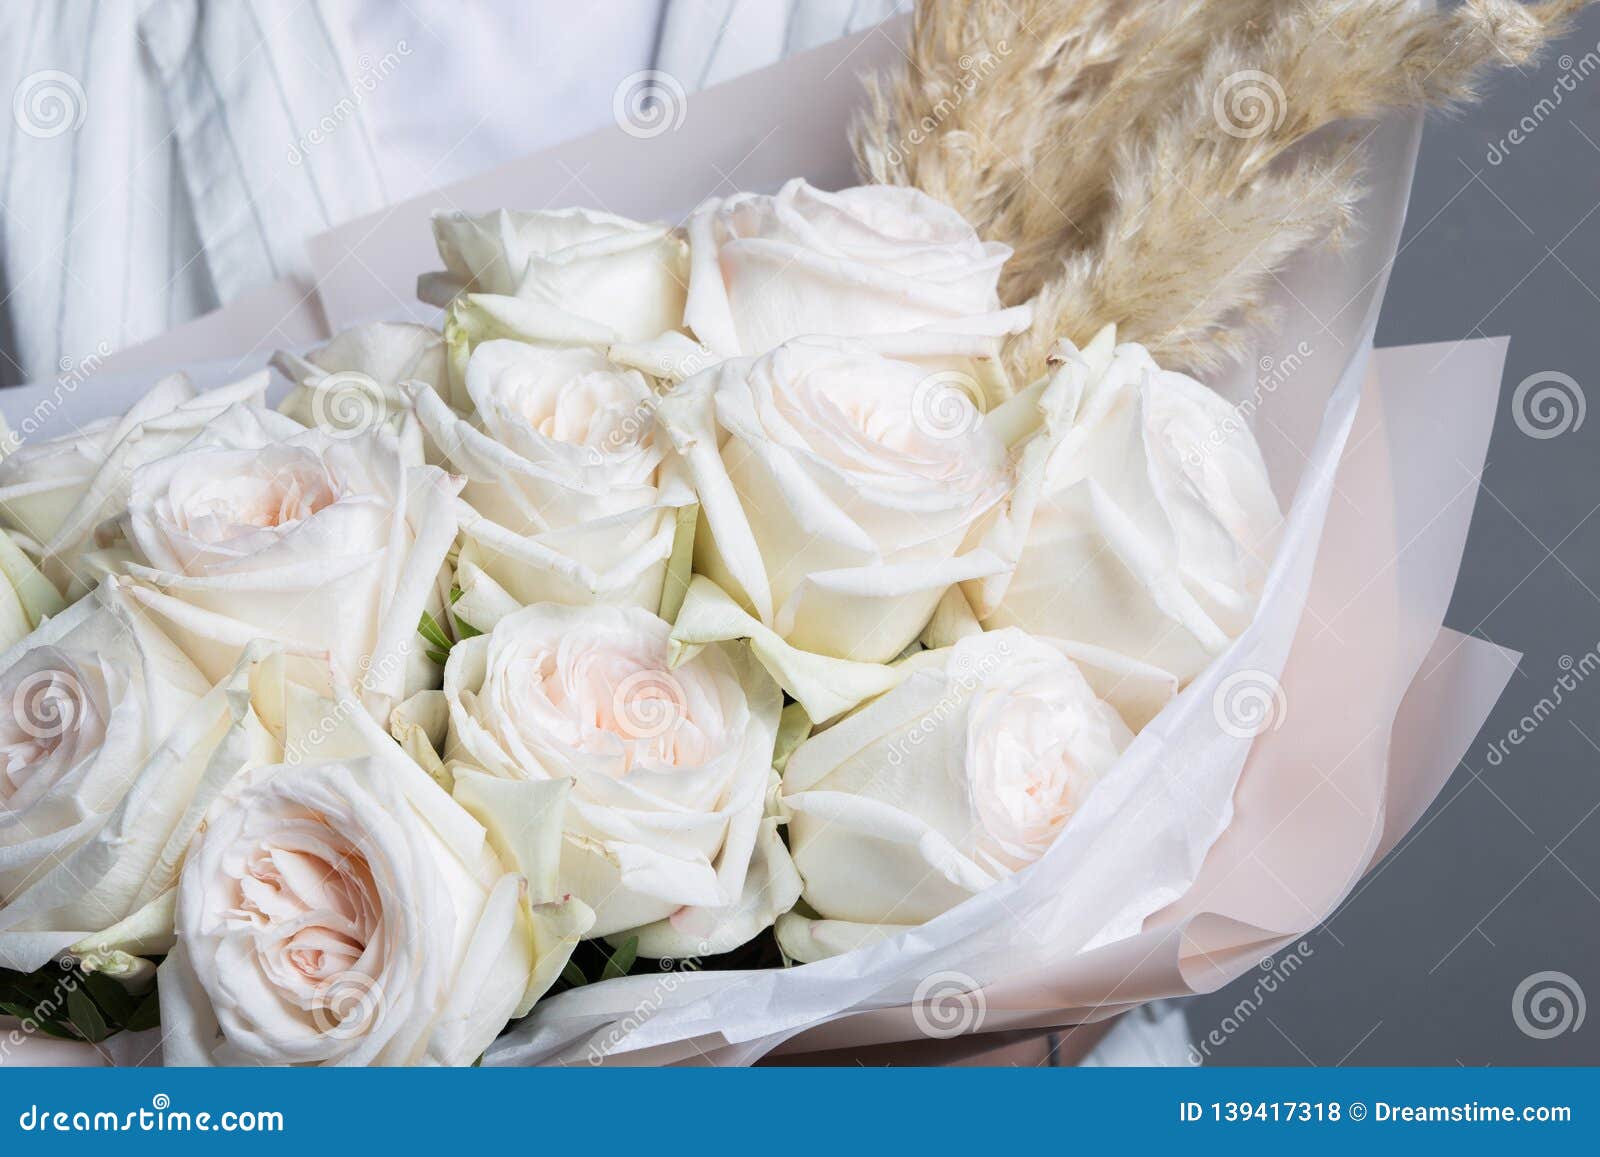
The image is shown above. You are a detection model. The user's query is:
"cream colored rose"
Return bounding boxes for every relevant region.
[412,340,692,621]
[0,371,269,594]
[160,708,589,1066]
[420,208,689,396]
[396,602,796,958]
[273,321,446,438]
[776,629,1132,963]
[0,582,295,978]
[95,405,460,722]
[684,179,1030,363]
[972,331,1283,684]
[658,338,1009,721]
[0,526,65,652]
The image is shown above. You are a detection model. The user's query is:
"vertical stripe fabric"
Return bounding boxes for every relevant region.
[0,0,386,386]
[0,0,908,388]
[653,0,909,92]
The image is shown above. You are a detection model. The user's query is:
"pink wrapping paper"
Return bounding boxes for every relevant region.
[769,339,1516,1057]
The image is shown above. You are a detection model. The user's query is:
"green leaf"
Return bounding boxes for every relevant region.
[453,616,483,640]
[83,971,137,1024]
[560,959,587,988]
[0,1000,41,1026]
[449,584,465,605]
[0,1002,79,1041]
[65,986,110,1043]
[600,937,639,982]
[124,990,161,1033]
[418,610,452,651]
[2,961,166,1041]
[471,1053,483,1067]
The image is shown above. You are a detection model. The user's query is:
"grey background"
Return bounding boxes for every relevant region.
[1189,7,1600,1066]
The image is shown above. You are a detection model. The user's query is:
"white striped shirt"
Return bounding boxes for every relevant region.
[0,0,907,389]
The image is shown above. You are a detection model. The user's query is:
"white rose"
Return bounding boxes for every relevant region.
[397,602,796,958]
[0,371,269,594]
[972,331,1283,684]
[0,581,285,977]
[160,708,590,1066]
[658,338,1010,721]
[273,321,446,437]
[684,179,1031,363]
[420,208,689,391]
[98,405,461,722]
[412,340,692,621]
[777,629,1132,963]
[0,526,66,651]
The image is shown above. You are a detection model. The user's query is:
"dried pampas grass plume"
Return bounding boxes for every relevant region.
[854,0,1282,305]
[855,0,1591,382]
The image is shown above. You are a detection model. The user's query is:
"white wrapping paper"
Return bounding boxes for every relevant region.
[0,19,1515,1067]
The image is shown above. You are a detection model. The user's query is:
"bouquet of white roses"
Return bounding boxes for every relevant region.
[0,0,1568,1066]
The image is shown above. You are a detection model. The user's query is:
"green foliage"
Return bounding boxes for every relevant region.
[600,937,639,983]
[0,961,159,1044]
[557,936,644,991]
[419,597,483,666]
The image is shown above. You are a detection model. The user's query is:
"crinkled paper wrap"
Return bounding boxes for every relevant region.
[0,24,1515,1067]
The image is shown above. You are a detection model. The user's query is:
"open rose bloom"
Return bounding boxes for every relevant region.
[0,44,1515,1068]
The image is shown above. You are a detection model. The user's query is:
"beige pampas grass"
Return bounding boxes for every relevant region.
[854,0,1281,304]
[856,0,1590,381]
